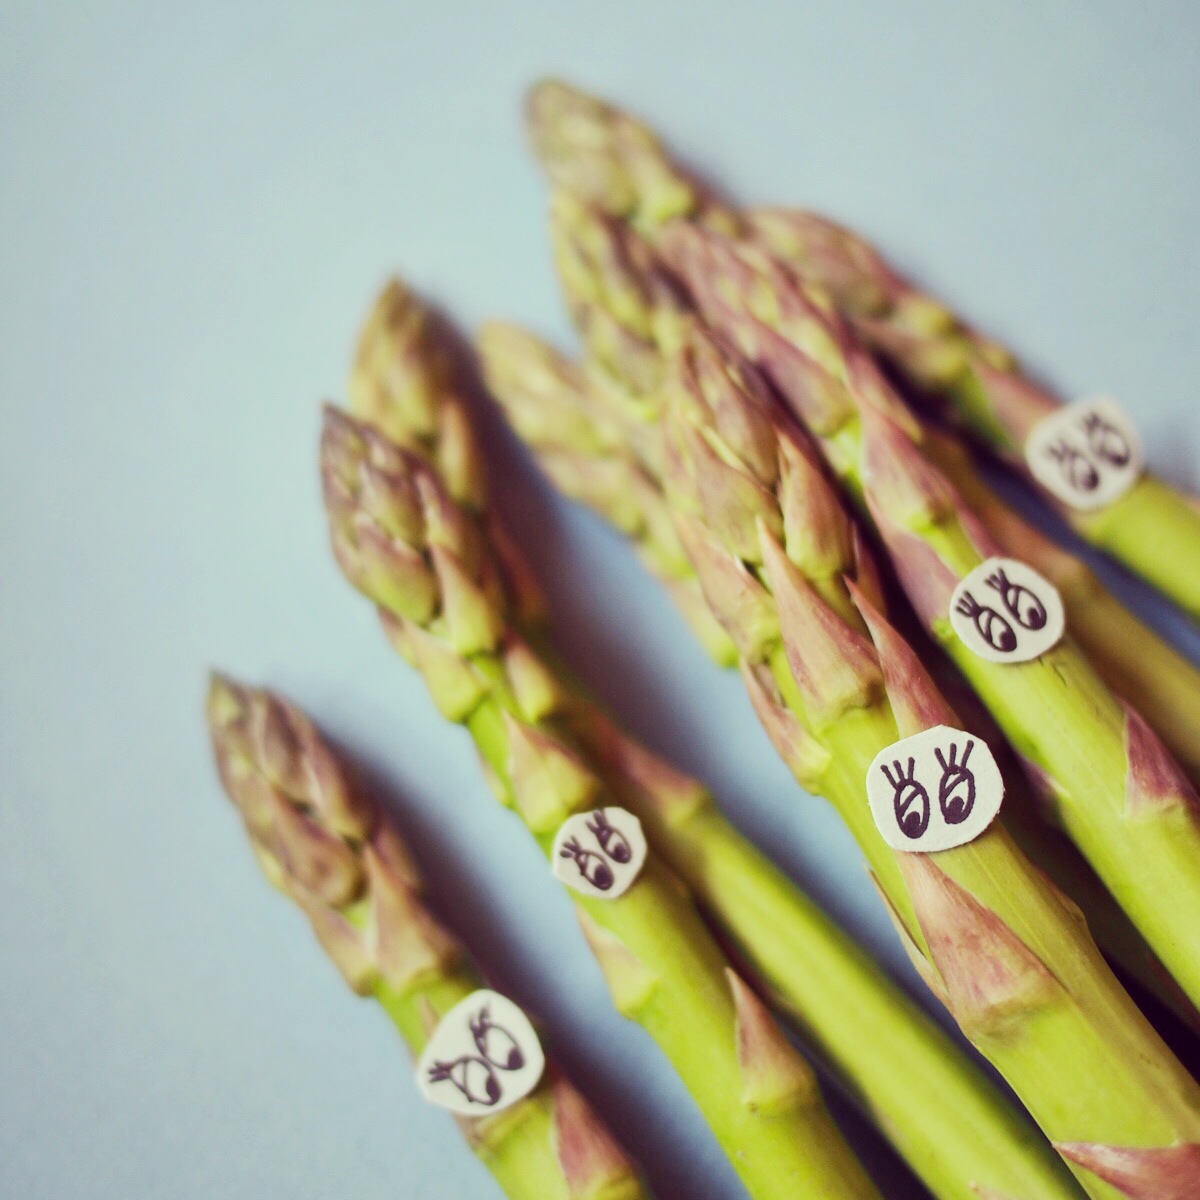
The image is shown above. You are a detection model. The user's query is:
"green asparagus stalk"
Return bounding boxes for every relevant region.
[748,206,1200,619]
[340,298,1091,1199]
[205,672,647,1200]
[319,399,880,1200]
[486,273,1200,1193]
[665,221,1200,1014]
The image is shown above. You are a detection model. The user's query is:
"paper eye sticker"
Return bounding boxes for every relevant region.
[867,725,1005,852]
[415,990,545,1116]
[1025,397,1143,510]
[551,807,647,899]
[950,557,1065,664]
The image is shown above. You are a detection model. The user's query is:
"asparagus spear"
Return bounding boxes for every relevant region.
[748,206,1200,619]
[205,672,647,1200]
[320,402,880,1200]
[665,220,1200,1013]
[487,278,1200,1193]
[366,285,1083,1200]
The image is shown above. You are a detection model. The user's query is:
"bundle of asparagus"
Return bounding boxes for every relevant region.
[482,87,1200,1194]
[350,281,1086,1200]
[323,293,880,1200]
[519,80,1200,1016]
[483,315,1200,1197]
[205,672,647,1200]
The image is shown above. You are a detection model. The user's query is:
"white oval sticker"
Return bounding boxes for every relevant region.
[950,557,1065,663]
[867,725,1005,852]
[1025,396,1143,511]
[415,990,545,1116]
[551,807,647,899]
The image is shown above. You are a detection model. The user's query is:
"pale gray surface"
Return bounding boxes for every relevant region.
[2,3,1198,1198]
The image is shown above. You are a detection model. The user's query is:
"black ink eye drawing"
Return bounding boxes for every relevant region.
[1080,411,1132,467]
[427,1055,502,1107]
[559,837,615,891]
[470,1005,525,1071]
[984,566,1047,631]
[934,740,976,825]
[1045,439,1100,492]
[954,590,1018,653]
[881,757,930,840]
[587,810,632,863]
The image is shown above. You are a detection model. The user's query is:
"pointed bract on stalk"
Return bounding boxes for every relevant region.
[898,854,1061,1040]
[847,581,958,737]
[1053,1142,1200,1200]
[1122,703,1200,818]
[549,1073,646,1200]
[759,524,883,726]
[727,969,819,1115]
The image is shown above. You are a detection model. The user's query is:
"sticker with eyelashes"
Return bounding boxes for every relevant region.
[880,757,930,840]
[954,589,1018,654]
[1080,411,1133,467]
[559,836,615,891]
[934,739,976,825]
[1046,438,1100,492]
[984,566,1047,631]
[469,1005,526,1071]
[587,810,632,863]
[427,1055,502,1107]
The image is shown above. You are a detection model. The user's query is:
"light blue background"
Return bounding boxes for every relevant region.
[2,3,1198,1198]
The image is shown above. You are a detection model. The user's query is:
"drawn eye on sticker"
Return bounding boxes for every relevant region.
[1080,411,1132,467]
[1025,397,1143,510]
[953,589,1017,653]
[416,990,545,1116]
[1046,438,1100,492]
[984,565,1047,631]
[880,757,930,840]
[866,725,1004,852]
[934,739,976,825]
[470,1005,525,1071]
[559,836,615,892]
[427,1055,501,1107]
[950,558,1065,664]
[551,808,648,899]
[587,810,633,863]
